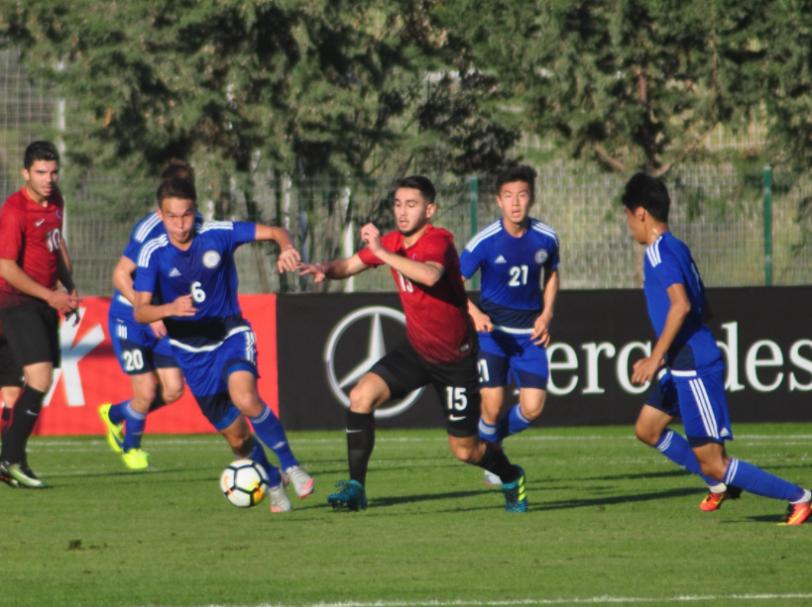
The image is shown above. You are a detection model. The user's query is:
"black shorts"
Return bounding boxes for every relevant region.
[0,304,61,369]
[0,333,23,387]
[370,340,481,438]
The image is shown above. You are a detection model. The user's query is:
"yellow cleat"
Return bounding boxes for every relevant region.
[98,404,124,453]
[122,448,150,470]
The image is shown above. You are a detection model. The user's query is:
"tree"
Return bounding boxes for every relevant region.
[442,0,770,175]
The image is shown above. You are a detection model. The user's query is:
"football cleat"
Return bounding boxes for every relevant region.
[122,448,150,470]
[782,498,812,526]
[284,465,315,499]
[700,485,743,512]
[0,460,19,488]
[502,466,528,513]
[484,470,502,487]
[268,482,292,513]
[7,462,47,489]
[327,480,367,511]
[98,404,124,453]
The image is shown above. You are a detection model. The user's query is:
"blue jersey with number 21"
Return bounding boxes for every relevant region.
[459,218,559,330]
[133,221,256,350]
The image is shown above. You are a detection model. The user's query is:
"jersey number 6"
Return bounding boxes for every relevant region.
[191,281,206,303]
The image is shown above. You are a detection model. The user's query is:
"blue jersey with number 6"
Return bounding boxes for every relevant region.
[643,232,724,374]
[459,218,559,330]
[133,221,256,350]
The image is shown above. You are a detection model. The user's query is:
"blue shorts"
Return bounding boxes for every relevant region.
[109,315,177,375]
[647,369,732,444]
[477,329,548,390]
[170,326,257,431]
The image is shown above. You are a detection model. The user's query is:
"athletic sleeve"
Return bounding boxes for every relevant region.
[652,243,684,289]
[232,221,256,246]
[545,236,560,272]
[458,241,483,280]
[0,201,25,262]
[133,240,161,294]
[121,230,142,263]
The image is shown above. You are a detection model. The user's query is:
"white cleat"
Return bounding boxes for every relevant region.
[484,470,502,487]
[268,482,292,513]
[285,465,315,499]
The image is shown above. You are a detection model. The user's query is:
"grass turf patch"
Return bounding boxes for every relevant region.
[2,423,811,607]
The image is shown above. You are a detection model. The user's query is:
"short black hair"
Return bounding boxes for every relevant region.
[24,141,59,170]
[157,177,197,206]
[159,159,195,184]
[496,165,537,201]
[621,172,670,223]
[397,175,436,205]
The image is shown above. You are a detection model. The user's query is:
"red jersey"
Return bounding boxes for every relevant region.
[0,188,65,308]
[358,225,476,365]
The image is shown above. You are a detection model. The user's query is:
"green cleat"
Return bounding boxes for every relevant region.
[98,404,124,453]
[122,448,150,470]
[502,466,528,513]
[8,462,47,489]
[327,480,367,511]
[0,460,19,488]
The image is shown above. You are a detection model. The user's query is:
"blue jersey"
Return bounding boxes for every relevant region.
[133,221,257,350]
[109,210,203,321]
[459,218,559,330]
[643,232,724,374]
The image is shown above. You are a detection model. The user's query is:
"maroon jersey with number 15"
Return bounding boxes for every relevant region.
[358,225,476,365]
[0,188,65,308]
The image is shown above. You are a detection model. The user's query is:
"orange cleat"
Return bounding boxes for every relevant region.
[699,485,742,512]
[783,500,812,526]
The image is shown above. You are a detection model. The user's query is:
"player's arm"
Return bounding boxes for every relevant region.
[113,256,167,337]
[631,282,691,385]
[133,290,197,324]
[532,268,559,346]
[361,223,444,286]
[0,258,80,314]
[253,225,301,272]
[298,254,369,283]
[56,237,78,295]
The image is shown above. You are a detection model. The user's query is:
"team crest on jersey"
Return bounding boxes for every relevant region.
[202,250,221,269]
[535,249,549,264]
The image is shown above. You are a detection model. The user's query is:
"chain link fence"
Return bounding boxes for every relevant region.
[2,49,811,296]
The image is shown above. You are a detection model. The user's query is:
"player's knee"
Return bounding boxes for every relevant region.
[348,385,375,414]
[698,460,727,481]
[634,419,659,446]
[450,443,477,464]
[161,383,184,405]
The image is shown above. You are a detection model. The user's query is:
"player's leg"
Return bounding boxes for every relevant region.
[218,412,290,513]
[476,334,510,445]
[635,373,738,511]
[498,334,550,440]
[679,371,811,525]
[433,355,527,512]
[328,342,417,511]
[0,305,59,488]
[224,328,313,497]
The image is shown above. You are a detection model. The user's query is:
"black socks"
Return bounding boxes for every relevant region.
[347,410,375,486]
[3,386,46,464]
[477,440,518,483]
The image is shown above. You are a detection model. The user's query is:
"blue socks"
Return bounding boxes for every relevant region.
[108,401,126,425]
[122,402,147,452]
[655,429,724,491]
[478,405,533,444]
[724,457,805,502]
[248,404,299,471]
[247,436,281,487]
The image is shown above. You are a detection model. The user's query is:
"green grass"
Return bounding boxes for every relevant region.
[3,423,812,607]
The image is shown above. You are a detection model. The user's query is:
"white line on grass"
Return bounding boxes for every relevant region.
[191,593,812,607]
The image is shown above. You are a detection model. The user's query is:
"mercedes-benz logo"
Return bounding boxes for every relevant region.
[324,306,424,418]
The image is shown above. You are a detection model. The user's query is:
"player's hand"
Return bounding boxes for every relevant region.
[297,262,327,283]
[471,310,493,333]
[48,289,82,315]
[171,294,198,317]
[277,246,302,273]
[150,320,168,339]
[360,223,383,256]
[631,356,663,385]
[532,313,552,346]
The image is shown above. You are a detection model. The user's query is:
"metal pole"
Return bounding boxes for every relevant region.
[763,166,773,286]
[468,176,479,289]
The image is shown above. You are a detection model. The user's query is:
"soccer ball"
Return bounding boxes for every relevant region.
[220,459,269,508]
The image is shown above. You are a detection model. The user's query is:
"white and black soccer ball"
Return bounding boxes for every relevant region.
[220,459,269,508]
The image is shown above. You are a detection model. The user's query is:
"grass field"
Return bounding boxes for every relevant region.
[3,423,812,607]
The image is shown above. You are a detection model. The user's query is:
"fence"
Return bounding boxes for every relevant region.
[3,49,812,296]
